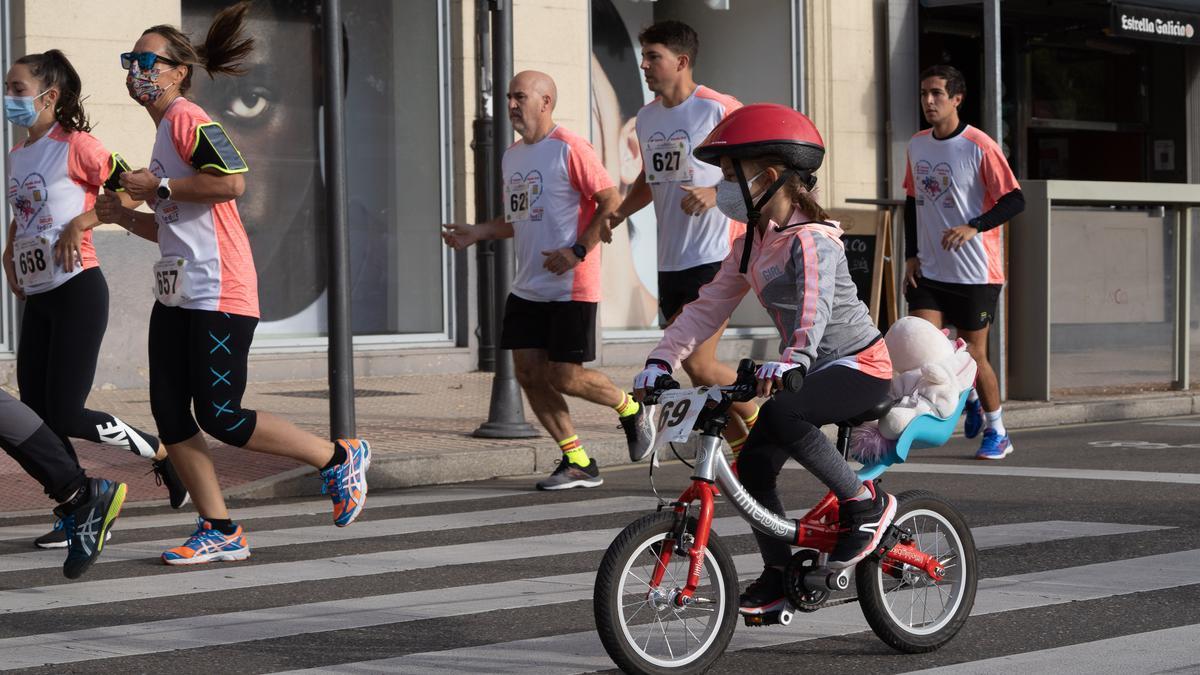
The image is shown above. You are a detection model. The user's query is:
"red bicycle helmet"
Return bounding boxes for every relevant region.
[693,103,825,173]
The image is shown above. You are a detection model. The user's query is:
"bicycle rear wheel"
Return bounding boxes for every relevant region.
[856,490,977,653]
[594,511,739,675]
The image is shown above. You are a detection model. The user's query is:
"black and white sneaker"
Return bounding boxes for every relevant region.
[34,519,111,549]
[535,458,603,490]
[620,403,656,462]
[57,478,127,580]
[738,567,786,615]
[827,481,897,569]
[151,456,190,509]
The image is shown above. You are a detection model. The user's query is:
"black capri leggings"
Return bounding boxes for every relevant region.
[18,267,160,459]
[148,303,258,447]
[737,364,892,567]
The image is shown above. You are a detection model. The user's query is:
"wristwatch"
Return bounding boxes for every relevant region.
[571,243,588,261]
[156,177,172,200]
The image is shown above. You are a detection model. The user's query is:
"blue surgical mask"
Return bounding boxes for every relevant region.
[4,89,49,128]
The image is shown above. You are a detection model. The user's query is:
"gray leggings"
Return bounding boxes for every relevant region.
[0,389,86,502]
[738,364,891,567]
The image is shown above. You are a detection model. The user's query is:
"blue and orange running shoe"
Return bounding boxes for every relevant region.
[976,429,1014,460]
[322,438,371,527]
[963,396,984,439]
[162,518,251,566]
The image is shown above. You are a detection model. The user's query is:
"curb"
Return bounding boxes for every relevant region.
[228,391,1200,500]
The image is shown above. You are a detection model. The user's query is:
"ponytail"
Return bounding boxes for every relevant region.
[144,0,254,95]
[14,49,91,133]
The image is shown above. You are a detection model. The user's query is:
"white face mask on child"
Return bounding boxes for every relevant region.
[715,170,765,223]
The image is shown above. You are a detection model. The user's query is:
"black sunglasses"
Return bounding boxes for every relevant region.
[120,52,181,71]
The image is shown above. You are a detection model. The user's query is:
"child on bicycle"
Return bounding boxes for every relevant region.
[632,104,896,615]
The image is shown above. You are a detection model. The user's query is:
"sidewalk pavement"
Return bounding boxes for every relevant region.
[3,365,1199,516]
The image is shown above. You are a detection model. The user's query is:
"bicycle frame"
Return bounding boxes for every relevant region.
[649,426,945,605]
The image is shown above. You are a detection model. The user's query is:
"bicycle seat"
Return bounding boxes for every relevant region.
[840,398,897,427]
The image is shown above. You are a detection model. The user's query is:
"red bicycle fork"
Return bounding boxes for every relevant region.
[649,485,944,607]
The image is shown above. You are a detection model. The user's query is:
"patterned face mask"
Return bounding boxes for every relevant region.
[126,62,176,105]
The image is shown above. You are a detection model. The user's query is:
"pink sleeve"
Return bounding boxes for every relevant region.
[978,143,1020,204]
[647,241,752,369]
[564,136,614,198]
[964,127,1019,204]
[902,149,915,197]
[169,108,207,166]
[66,132,111,189]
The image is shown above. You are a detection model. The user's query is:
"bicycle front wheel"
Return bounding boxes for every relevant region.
[594,511,739,675]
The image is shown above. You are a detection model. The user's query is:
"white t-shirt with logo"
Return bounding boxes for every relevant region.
[903,125,1019,285]
[7,124,108,295]
[635,85,743,272]
[502,125,613,303]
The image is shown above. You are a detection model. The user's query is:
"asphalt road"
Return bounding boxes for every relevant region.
[0,414,1197,674]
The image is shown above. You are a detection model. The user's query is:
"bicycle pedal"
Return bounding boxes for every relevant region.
[740,605,794,627]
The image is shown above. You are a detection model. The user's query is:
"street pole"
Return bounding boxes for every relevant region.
[474,0,536,438]
[474,0,497,372]
[983,0,1006,400]
[322,0,356,438]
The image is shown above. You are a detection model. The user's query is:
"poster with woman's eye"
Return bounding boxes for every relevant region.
[592,0,660,332]
[183,0,446,339]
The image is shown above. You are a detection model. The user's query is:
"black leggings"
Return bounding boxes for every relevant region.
[738,364,892,567]
[148,303,258,447]
[18,268,160,459]
[0,388,86,503]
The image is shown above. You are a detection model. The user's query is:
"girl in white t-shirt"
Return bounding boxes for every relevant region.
[3,50,188,548]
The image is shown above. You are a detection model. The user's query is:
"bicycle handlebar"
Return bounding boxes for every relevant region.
[642,358,784,405]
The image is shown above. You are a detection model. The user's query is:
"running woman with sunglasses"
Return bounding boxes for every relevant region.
[93,2,370,565]
[3,49,188,549]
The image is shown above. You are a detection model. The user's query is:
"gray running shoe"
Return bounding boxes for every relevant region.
[536,458,603,490]
[620,404,657,462]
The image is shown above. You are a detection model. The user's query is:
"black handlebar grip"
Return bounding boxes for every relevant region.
[781,368,805,393]
[655,374,680,391]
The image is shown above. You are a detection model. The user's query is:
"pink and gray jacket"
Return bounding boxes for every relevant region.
[648,208,892,380]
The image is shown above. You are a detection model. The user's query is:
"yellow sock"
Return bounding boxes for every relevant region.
[741,405,760,431]
[728,435,747,462]
[614,391,640,418]
[559,435,591,467]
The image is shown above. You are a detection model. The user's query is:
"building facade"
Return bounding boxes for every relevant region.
[2,0,1198,397]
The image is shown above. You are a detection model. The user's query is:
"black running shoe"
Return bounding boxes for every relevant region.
[151,456,190,509]
[34,519,112,549]
[827,481,897,570]
[57,478,127,580]
[738,567,786,614]
[536,458,603,490]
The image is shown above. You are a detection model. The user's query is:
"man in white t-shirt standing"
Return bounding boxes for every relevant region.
[903,64,1025,460]
[608,20,759,460]
[444,71,655,490]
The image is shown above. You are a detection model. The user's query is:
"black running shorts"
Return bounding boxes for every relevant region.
[905,276,1002,331]
[500,293,597,363]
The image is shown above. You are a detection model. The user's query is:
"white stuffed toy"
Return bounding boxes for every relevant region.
[851,317,977,463]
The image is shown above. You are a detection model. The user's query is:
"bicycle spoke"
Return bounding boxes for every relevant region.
[626,602,649,624]
[657,615,675,659]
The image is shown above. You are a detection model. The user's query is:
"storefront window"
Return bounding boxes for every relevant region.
[183,0,449,341]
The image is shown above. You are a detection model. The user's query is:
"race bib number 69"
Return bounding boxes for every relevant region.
[650,389,710,454]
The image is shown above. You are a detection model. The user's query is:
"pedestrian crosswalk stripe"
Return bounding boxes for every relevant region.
[904,624,1200,674]
[0,495,656,573]
[8,547,1198,672]
[0,488,528,543]
[272,549,1200,675]
[0,518,1165,614]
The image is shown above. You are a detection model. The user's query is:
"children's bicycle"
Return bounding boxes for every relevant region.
[593,360,977,674]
